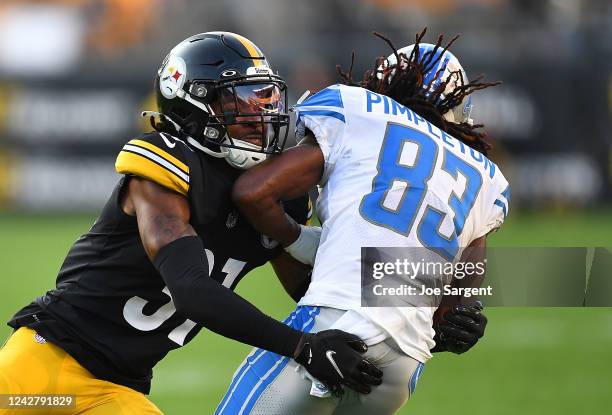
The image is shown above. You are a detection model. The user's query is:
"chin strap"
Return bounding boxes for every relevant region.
[224,138,268,170]
[187,136,229,158]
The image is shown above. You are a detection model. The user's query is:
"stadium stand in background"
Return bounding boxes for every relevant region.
[0,0,609,211]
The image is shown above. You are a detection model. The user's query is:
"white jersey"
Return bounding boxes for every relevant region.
[295,84,510,362]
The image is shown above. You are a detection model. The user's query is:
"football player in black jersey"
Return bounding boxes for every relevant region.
[0,32,382,414]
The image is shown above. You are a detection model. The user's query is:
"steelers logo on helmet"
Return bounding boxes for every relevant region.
[159,56,187,99]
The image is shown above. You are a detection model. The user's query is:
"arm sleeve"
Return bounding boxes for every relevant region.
[294,85,347,185]
[115,132,190,196]
[154,236,303,357]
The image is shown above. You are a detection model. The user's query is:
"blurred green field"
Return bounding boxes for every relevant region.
[1,210,611,414]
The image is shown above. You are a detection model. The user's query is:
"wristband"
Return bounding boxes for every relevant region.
[284,225,322,266]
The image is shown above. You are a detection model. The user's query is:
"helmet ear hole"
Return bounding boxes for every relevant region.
[184,121,200,137]
[181,108,210,138]
[171,106,190,120]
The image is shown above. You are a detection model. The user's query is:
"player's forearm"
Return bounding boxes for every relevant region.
[435,235,488,314]
[153,236,303,357]
[432,235,488,349]
[232,143,324,246]
[454,236,487,304]
[271,252,312,302]
[233,184,302,247]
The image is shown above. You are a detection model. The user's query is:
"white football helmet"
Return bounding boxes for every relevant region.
[383,43,474,125]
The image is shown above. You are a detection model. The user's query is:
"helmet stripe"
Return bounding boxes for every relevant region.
[230,33,264,67]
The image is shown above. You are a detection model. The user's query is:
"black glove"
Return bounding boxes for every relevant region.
[293,329,383,394]
[431,301,487,354]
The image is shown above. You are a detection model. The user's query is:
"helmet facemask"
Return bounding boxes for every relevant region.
[184,75,290,169]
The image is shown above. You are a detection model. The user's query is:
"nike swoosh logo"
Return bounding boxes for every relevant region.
[325,350,344,379]
[160,133,176,148]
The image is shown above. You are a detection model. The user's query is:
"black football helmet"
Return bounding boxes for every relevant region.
[149,32,289,169]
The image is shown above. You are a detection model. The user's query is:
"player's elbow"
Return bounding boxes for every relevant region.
[171,290,194,317]
[169,288,187,315]
[170,282,222,327]
[168,282,205,319]
[144,233,187,263]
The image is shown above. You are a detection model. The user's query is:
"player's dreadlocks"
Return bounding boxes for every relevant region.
[337,28,500,155]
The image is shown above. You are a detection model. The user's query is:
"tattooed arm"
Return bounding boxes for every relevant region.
[119,177,307,357]
[123,176,196,259]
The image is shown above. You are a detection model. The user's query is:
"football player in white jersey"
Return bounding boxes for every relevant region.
[216,29,509,415]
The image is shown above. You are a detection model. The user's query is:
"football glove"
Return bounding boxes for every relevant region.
[293,329,383,394]
[431,301,487,354]
[284,224,322,266]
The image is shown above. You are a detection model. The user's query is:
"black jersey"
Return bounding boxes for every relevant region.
[8,132,309,394]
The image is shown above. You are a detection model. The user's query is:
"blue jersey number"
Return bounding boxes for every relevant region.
[359,123,482,260]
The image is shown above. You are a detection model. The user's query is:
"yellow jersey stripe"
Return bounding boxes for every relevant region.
[122,144,189,183]
[127,139,189,174]
[231,33,263,67]
[116,151,189,196]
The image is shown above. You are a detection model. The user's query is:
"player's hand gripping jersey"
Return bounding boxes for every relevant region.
[294,84,509,362]
[8,131,309,394]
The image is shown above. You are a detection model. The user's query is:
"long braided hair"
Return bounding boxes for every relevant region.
[337,28,500,155]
